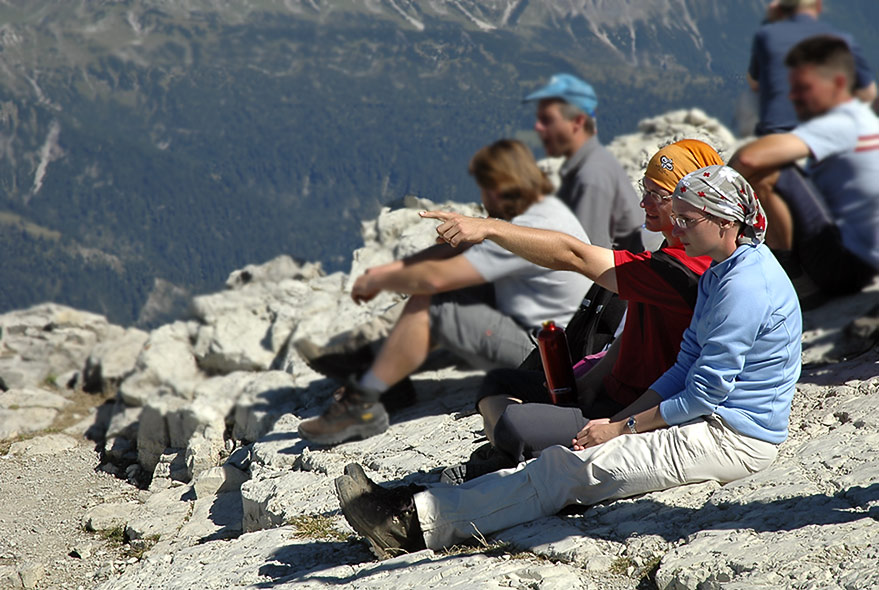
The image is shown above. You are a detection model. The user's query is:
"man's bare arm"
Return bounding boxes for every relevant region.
[420,211,618,292]
[351,254,485,303]
[729,133,812,180]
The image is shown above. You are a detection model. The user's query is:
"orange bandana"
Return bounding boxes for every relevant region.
[645,139,725,193]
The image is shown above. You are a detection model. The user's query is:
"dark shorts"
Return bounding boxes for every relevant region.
[477,367,625,463]
[428,285,535,371]
[776,165,878,295]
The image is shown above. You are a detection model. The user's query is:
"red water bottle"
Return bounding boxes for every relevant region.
[537,320,577,406]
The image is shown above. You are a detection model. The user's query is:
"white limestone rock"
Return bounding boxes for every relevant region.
[175,490,243,543]
[225,255,324,290]
[193,465,250,498]
[92,526,598,590]
[231,370,306,443]
[82,501,141,532]
[240,469,332,533]
[192,307,279,372]
[149,449,189,492]
[190,257,323,373]
[118,322,203,407]
[0,303,119,390]
[0,388,71,440]
[125,486,194,543]
[137,396,190,474]
[7,432,77,456]
[82,327,149,394]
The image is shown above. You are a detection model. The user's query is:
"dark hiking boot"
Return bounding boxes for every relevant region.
[342,463,383,496]
[298,379,389,446]
[439,442,517,485]
[296,339,377,383]
[335,467,426,559]
[342,462,427,500]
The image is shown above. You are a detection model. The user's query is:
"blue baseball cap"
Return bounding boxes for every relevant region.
[524,73,598,117]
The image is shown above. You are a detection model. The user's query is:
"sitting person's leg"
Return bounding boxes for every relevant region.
[338,416,778,553]
[476,368,546,446]
[416,416,777,549]
[482,338,622,463]
[428,285,535,371]
[493,403,588,463]
[298,294,433,444]
[774,165,877,295]
[299,285,533,445]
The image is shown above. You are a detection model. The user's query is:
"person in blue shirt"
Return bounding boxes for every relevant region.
[333,165,803,557]
[748,0,876,136]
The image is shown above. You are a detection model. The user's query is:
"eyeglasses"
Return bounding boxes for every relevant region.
[669,213,710,230]
[639,179,673,206]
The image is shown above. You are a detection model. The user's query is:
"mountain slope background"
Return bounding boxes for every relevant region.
[1,0,878,324]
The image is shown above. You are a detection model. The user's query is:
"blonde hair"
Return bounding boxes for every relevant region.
[468,139,554,219]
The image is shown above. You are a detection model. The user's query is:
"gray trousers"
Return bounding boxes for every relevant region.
[429,285,535,371]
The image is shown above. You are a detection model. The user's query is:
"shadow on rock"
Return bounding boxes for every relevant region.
[254,544,485,588]
[288,373,485,454]
[563,482,879,545]
[252,539,374,586]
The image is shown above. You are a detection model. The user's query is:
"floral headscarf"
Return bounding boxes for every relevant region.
[674,165,768,246]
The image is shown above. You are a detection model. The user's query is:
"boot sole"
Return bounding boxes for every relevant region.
[335,475,394,559]
[344,463,381,495]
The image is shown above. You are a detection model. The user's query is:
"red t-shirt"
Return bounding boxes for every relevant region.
[604,245,712,405]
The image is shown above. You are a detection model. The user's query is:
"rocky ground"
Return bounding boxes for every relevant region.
[1,110,878,590]
[0,433,141,590]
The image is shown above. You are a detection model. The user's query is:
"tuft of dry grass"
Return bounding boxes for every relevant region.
[287,515,349,543]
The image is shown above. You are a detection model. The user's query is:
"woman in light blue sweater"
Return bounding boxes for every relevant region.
[334,165,803,556]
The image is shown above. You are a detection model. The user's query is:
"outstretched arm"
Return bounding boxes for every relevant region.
[420,210,618,292]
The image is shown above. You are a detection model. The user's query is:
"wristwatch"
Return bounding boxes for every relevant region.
[626,415,637,434]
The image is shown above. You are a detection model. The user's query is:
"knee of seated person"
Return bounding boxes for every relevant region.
[493,409,527,463]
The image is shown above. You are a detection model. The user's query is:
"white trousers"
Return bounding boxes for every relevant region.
[414,415,778,550]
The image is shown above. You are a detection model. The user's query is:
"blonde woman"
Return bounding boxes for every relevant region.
[299,139,591,446]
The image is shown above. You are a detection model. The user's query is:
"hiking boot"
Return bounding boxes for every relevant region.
[342,462,427,499]
[439,442,517,485]
[297,336,416,412]
[335,467,426,558]
[342,463,383,496]
[296,338,377,382]
[298,379,389,446]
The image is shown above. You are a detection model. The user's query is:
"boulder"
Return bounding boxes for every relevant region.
[7,432,78,456]
[0,388,71,440]
[0,303,119,390]
[118,322,203,407]
[82,327,149,394]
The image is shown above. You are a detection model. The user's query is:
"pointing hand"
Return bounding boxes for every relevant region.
[420,210,496,247]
